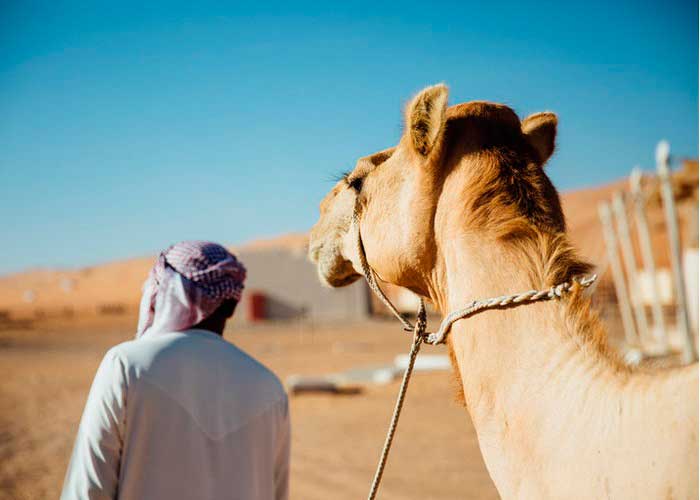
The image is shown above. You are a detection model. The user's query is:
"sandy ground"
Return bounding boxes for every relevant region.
[0,317,499,500]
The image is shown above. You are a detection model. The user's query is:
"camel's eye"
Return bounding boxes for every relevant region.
[341,171,364,192]
[348,176,364,192]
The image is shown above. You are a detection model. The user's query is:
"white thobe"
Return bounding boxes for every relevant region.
[61,329,290,500]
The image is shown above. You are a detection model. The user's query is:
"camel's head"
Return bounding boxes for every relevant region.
[309,84,564,296]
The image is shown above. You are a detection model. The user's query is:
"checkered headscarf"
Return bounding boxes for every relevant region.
[136,241,247,338]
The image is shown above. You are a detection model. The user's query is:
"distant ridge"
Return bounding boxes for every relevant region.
[1,166,696,321]
[0,233,308,318]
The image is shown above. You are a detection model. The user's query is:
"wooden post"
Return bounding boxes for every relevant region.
[599,202,639,347]
[629,168,668,348]
[612,191,651,344]
[656,141,697,362]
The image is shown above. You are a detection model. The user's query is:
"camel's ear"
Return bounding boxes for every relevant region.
[522,112,557,166]
[405,84,448,157]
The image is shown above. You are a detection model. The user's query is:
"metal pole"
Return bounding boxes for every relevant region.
[629,168,668,348]
[599,202,639,347]
[656,141,697,362]
[612,191,651,345]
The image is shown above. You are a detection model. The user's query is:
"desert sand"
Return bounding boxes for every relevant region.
[0,317,499,500]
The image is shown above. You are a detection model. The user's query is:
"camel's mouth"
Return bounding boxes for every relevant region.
[321,270,362,288]
[309,242,361,288]
[315,256,362,288]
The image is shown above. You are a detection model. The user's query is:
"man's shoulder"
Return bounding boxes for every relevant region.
[103,333,287,400]
[102,335,159,361]
[224,342,287,400]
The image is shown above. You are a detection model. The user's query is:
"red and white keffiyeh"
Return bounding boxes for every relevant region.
[136,241,247,338]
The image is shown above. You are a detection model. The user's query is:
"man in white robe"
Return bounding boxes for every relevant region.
[61,241,290,500]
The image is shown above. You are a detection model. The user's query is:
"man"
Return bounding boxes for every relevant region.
[62,241,290,500]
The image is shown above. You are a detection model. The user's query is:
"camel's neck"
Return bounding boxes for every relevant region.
[429,233,698,498]
[438,233,612,399]
[435,234,627,493]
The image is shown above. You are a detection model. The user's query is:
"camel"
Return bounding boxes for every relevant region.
[308,84,698,499]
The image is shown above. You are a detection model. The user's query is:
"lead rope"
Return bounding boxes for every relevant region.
[352,202,597,500]
[352,206,426,500]
[367,301,426,500]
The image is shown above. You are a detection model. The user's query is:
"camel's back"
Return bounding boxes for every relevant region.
[658,362,697,499]
[532,363,698,500]
[612,362,698,500]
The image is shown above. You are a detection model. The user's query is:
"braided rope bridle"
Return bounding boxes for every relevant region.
[352,200,597,500]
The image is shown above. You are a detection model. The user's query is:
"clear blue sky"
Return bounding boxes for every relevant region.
[1,0,697,274]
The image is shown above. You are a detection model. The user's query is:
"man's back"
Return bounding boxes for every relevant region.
[62,329,289,500]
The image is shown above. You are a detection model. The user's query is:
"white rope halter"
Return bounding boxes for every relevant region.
[352,200,597,500]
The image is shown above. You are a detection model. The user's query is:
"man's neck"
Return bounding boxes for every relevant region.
[190,317,226,336]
